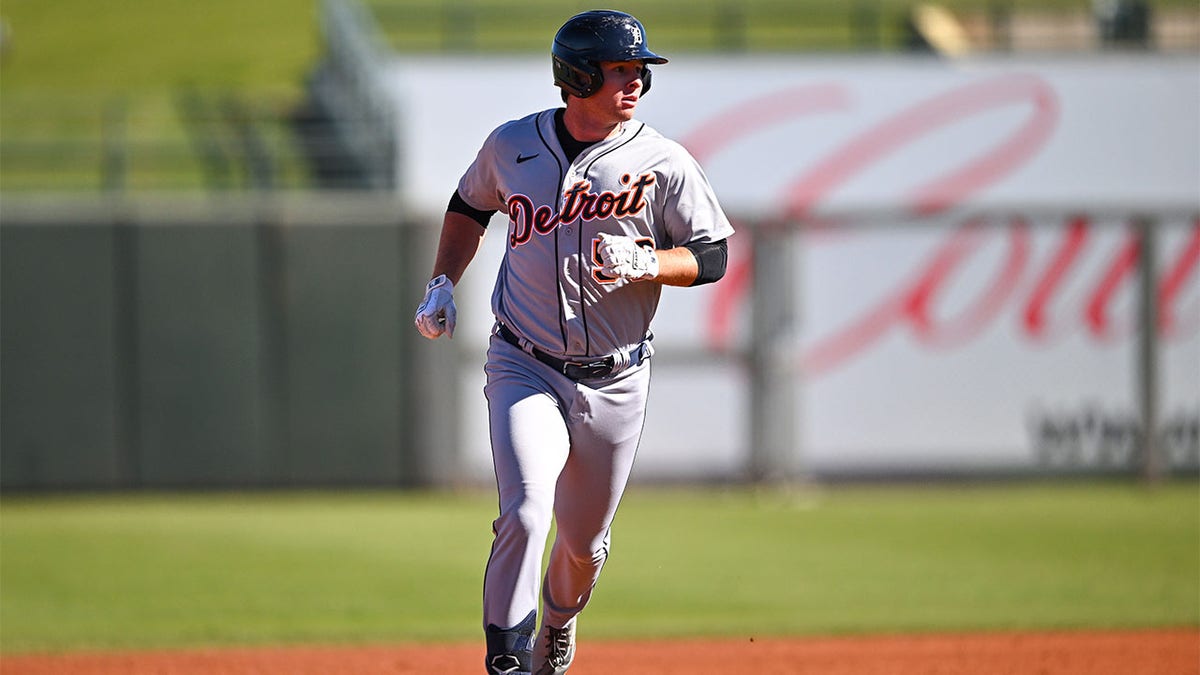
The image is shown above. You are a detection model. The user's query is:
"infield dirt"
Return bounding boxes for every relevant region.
[3,628,1196,674]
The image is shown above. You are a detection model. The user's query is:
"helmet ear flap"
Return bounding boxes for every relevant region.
[553,61,654,99]
[552,53,603,98]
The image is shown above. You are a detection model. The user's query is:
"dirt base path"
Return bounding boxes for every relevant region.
[3,628,1197,675]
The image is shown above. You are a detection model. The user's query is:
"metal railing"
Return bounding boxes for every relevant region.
[0,89,382,193]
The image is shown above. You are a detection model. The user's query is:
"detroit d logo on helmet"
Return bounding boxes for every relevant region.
[628,24,643,46]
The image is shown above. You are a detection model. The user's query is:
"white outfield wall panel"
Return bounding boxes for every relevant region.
[382,54,1200,480]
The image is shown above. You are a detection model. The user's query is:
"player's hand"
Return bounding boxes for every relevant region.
[597,233,659,280]
[414,274,457,339]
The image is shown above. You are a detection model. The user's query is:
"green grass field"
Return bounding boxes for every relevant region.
[2,481,1197,654]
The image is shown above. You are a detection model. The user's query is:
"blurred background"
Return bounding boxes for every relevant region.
[1,0,1196,491]
[1,0,1198,659]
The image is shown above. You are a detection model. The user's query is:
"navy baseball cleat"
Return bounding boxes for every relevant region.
[485,610,536,675]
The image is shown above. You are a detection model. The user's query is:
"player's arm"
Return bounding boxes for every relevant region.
[432,191,495,284]
[651,247,700,287]
[598,234,727,287]
[430,210,488,285]
[653,239,728,287]
[415,193,495,340]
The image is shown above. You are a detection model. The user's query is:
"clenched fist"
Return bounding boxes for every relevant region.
[414,274,457,339]
[597,233,659,281]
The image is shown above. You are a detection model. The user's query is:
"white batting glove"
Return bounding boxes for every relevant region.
[414,274,456,339]
[598,233,659,280]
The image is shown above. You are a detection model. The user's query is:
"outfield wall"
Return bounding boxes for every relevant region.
[0,198,435,490]
[1,54,1196,489]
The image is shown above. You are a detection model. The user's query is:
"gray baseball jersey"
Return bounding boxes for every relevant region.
[457,108,734,358]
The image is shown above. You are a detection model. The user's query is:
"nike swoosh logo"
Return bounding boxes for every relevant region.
[516,153,539,164]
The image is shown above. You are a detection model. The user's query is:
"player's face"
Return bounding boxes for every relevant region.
[582,60,646,124]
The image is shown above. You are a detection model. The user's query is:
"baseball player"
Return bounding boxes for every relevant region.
[414,10,734,674]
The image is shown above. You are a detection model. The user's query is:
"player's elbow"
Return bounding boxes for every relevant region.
[685,239,728,286]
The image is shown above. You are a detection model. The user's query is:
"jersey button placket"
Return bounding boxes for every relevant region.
[561,171,577,235]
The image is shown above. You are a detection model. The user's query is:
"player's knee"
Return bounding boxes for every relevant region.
[556,535,609,569]
[573,547,607,570]
[494,492,554,544]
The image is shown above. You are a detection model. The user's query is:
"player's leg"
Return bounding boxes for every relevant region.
[482,338,571,674]
[535,361,651,669]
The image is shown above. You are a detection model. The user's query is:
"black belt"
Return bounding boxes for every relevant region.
[497,323,648,380]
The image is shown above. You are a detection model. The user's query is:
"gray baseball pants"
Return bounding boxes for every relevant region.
[481,332,651,633]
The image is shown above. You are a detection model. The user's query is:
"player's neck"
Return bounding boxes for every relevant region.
[562,105,624,143]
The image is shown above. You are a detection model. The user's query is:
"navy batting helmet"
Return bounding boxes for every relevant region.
[552,10,668,99]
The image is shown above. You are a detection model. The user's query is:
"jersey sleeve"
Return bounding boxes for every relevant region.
[455,124,508,213]
[658,143,735,248]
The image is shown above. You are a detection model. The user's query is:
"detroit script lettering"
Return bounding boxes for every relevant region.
[507,173,656,248]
